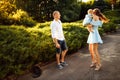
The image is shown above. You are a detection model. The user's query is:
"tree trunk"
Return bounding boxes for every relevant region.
[111,4,114,10]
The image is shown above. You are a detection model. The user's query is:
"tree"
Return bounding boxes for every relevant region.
[15,0,82,22]
[15,0,57,22]
[0,0,16,24]
[110,0,117,10]
[105,0,119,10]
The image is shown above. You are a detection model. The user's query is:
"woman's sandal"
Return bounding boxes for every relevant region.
[90,62,96,68]
[95,64,101,71]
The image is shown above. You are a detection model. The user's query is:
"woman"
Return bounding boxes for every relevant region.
[86,8,109,70]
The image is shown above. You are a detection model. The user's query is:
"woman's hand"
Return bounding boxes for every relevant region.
[87,24,94,33]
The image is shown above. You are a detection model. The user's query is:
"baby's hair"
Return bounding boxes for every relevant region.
[53,11,60,17]
[87,9,93,14]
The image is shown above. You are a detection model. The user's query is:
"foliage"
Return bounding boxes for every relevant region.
[11,9,36,27]
[102,10,120,32]
[0,0,120,23]
[104,0,120,9]
[0,0,36,27]
[80,3,93,19]
[93,0,107,10]
[0,0,16,24]
[0,25,54,79]
[15,0,86,22]
[103,22,118,32]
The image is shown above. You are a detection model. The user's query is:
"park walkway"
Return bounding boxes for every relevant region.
[18,29,120,80]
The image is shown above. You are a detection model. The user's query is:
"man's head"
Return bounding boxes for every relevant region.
[53,11,61,20]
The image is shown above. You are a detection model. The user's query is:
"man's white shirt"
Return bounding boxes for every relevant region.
[50,20,65,40]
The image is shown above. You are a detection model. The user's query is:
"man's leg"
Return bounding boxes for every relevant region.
[61,50,68,62]
[56,53,61,65]
[61,40,68,66]
[56,41,63,69]
[56,53,63,69]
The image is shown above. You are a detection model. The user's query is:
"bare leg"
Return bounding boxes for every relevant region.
[56,53,61,65]
[94,43,101,70]
[94,43,101,65]
[61,49,68,62]
[89,44,96,63]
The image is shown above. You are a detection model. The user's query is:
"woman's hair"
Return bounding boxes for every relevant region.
[93,8,109,23]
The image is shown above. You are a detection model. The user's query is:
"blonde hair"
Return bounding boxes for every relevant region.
[52,11,60,17]
[87,9,93,14]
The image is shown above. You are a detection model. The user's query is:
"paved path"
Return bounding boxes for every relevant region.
[18,29,120,80]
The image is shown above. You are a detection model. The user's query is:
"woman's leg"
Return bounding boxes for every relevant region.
[89,44,96,64]
[94,43,101,70]
[94,43,101,65]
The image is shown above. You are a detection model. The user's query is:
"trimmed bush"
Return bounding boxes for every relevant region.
[11,9,36,27]
[102,22,118,32]
[0,1,36,27]
[103,10,120,32]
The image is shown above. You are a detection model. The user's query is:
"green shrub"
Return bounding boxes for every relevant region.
[103,22,118,32]
[103,10,120,18]
[0,1,36,27]
[63,23,89,53]
[110,17,120,24]
[103,10,120,32]
[11,9,36,27]
[0,1,16,25]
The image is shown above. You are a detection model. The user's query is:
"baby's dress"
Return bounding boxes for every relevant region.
[87,19,103,44]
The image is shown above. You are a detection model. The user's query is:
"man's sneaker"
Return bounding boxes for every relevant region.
[57,64,63,69]
[61,62,68,66]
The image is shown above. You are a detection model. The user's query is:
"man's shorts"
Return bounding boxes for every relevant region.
[56,40,68,54]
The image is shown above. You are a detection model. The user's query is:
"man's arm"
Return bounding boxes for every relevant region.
[50,23,60,48]
[53,38,60,48]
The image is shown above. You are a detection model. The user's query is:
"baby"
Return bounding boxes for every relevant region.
[83,9,93,32]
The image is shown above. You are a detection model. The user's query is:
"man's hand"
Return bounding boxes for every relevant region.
[56,43,60,48]
[53,38,60,48]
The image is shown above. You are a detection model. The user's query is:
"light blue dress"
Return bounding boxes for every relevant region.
[85,19,103,44]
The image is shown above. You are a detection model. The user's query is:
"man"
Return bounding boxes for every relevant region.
[50,11,68,69]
